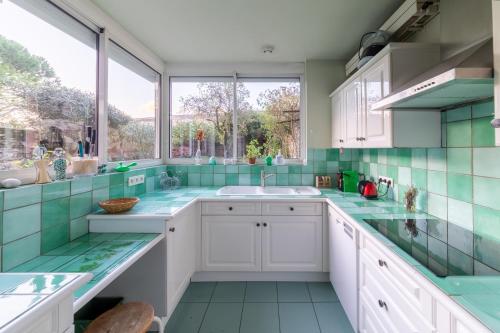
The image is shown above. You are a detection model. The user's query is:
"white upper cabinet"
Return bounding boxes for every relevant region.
[331,43,442,148]
[344,78,363,148]
[361,55,392,147]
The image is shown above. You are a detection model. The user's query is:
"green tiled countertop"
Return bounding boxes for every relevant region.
[6,232,163,312]
[88,186,500,331]
[0,272,91,332]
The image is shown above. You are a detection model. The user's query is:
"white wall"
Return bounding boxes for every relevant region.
[305,60,345,148]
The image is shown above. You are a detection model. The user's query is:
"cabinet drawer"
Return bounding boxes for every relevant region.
[262,202,322,215]
[360,233,432,318]
[360,252,434,333]
[202,201,261,215]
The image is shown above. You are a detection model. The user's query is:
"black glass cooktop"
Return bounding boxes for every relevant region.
[362,218,497,277]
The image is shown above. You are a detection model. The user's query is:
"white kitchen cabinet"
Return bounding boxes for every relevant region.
[433,295,491,333]
[202,215,261,271]
[166,206,197,316]
[330,43,442,148]
[361,55,392,147]
[343,78,363,148]
[331,89,345,147]
[261,215,322,271]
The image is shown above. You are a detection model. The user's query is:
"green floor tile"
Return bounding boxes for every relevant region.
[240,303,279,333]
[166,302,208,333]
[307,282,339,302]
[211,282,246,302]
[181,282,216,302]
[244,282,277,302]
[314,302,354,333]
[278,303,320,333]
[198,302,243,333]
[277,282,311,302]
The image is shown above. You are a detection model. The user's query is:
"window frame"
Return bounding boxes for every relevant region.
[167,74,306,165]
[0,0,164,180]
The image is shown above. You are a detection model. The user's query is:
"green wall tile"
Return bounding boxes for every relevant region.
[387,149,398,166]
[427,148,447,171]
[92,188,109,211]
[447,174,472,203]
[427,193,447,222]
[473,176,500,210]
[338,161,352,171]
[301,174,313,186]
[427,171,447,196]
[109,185,124,199]
[0,191,3,212]
[71,176,93,195]
[369,149,378,163]
[225,174,238,185]
[326,161,339,173]
[398,167,411,186]
[314,149,326,161]
[239,174,250,186]
[398,149,411,167]
[92,175,110,189]
[472,100,494,118]
[214,165,226,174]
[447,148,471,175]
[276,166,288,174]
[70,216,89,241]
[412,168,427,190]
[411,149,427,169]
[200,165,213,174]
[70,192,92,220]
[326,149,339,161]
[446,105,471,122]
[289,174,301,186]
[188,173,201,186]
[225,165,238,173]
[42,197,70,230]
[2,232,41,271]
[474,205,500,239]
[4,185,41,210]
[250,174,260,186]
[201,175,214,186]
[473,148,500,178]
[42,182,70,202]
[448,198,473,230]
[314,161,326,173]
[238,165,250,174]
[3,204,41,244]
[41,223,69,254]
[472,117,495,147]
[110,173,124,186]
[447,120,471,147]
[275,174,287,186]
[288,165,301,174]
[386,166,398,183]
[188,165,201,173]
[339,149,351,161]
[213,174,225,186]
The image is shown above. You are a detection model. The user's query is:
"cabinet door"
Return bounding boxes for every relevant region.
[331,92,345,147]
[202,216,261,271]
[166,211,196,313]
[344,78,363,147]
[328,207,342,289]
[361,55,392,147]
[262,215,322,271]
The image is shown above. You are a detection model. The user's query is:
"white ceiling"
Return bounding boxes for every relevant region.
[91,0,405,63]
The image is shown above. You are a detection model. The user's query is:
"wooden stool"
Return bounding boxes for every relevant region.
[85,302,164,333]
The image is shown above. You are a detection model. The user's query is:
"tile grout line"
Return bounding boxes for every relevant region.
[275,281,282,333]
[238,281,247,333]
[195,282,217,333]
[307,283,323,333]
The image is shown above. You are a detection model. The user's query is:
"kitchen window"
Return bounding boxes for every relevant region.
[0,0,98,168]
[107,41,161,162]
[169,76,302,161]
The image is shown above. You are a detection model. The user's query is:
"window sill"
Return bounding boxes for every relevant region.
[166,158,306,166]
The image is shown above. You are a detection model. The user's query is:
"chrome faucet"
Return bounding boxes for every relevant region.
[260,170,275,187]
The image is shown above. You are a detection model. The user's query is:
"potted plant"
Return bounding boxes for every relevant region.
[246,139,262,165]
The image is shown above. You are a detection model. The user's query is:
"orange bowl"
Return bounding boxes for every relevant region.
[99,197,139,214]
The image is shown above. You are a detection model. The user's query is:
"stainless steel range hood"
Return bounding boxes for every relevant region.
[372,39,494,111]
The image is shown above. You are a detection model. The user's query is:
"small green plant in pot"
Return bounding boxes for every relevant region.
[246,139,262,164]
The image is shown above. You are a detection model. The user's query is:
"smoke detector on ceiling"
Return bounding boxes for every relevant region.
[262,45,274,54]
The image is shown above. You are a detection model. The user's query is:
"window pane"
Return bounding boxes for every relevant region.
[108,41,160,162]
[237,79,301,159]
[0,0,97,166]
[170,78,234,159]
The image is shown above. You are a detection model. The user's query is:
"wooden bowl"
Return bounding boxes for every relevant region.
[99,197,139,214]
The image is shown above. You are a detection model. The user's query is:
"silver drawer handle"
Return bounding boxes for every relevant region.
[378,299,388,311]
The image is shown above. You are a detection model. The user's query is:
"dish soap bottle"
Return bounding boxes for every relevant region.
[275,150,284,165]
[265,154,273,166]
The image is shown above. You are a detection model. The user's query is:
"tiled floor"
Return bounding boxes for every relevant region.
[166,281,354,333]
